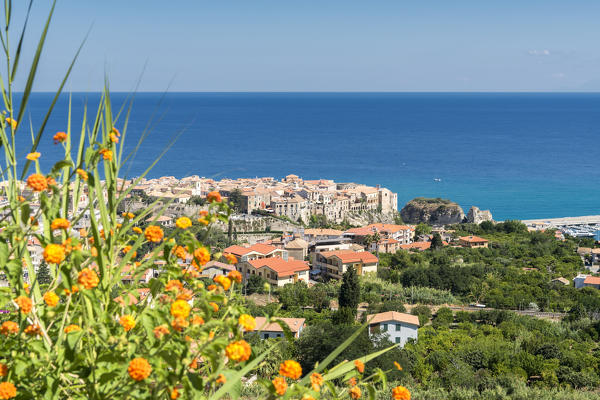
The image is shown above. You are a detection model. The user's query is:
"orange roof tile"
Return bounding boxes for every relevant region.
[320,249,378,264]
[366,311,420,326]
[459,235,488,243]
[247,257,309,277]
[253,317,305,333]
[584,276,600,285]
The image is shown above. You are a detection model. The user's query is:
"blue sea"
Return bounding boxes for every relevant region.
[18,92,600,221]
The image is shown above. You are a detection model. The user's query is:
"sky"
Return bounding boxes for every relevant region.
[10,1,600,92]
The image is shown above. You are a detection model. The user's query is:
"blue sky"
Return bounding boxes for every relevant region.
[12,1,600,91]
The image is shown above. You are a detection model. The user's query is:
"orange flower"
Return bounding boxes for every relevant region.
[0,363,6,377]
[78,268,99,289]
[166,279,184,293]
[51,218,70,230]
[225,340,251,362]
[109,133,119,143]
[199,210,209,217]
[207,191,221,203]
[193,247,210,267]
[111,126,121,137]
[99,148,113,161]
[224,253,238,265]
[349,386,361,399]
[207,284,217,292]
[128,358,151,381]
[0,321,18,335]
[310,372,324,391]
[213,275,231,290]
[191,315,205,326]
[43,292,59,307]
[26,152,41,161]
[0,381,16,399]
[209,302,219,312]
[394,361,403,371]
[64,324,80,333]
[197,217,209,226]
[5,117,17,130]
[170,299,191,319]
[348,377,357,387]
[189,358,199,369]
[132,226,143,234]
[53,131,67,143]
[279,360,302,380]
[354,359,365,373]
[173,245,187,259]
[24,324,40,336]
[392,386,411,400]
[119,315,136,332]
[43,243,65,264]
[15,296,32,314]
[46,176,56,187]
[228,270,242,283]
[272,377,287,396]
[169,388,179,399]
[73,168,88,181]
[176,217,192,229]
[171,317,189,332]
[238,314,256,332]
[216,374,226,384]
[144,225,164,243]
[26,173,47,192]
[153,324,170,339]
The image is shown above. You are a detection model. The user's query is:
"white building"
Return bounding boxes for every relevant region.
[366,311,419,347]
[252,317,306,339]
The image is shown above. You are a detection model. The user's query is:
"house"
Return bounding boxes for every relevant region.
[146,215,174,227]
[284,238,309,261]
[399,241,432,251]
[313,249,378,279]
[582,276,600,289]
[252,317,306,339]
[372,238,402,254]
[592,249,600,264]
[344,224,413,246]
[223,243,288,263]
[203,261,236,278]
[551,277,570,286]
[459,235,489,248]
[366,311,419,347]
[303,228,343,242]
[238,257,310,287]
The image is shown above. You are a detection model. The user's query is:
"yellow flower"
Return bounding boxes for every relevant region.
[193,247,210,267]
[170,300,191,319]
[350,386,361,399]
[76,169,88,181]
[354,359,364,373]
[213,275,231,290]
[26,173,48,192]
[392,386,411,400]
[0,363,7,377]
[238,314,256,332]
[64,324,80,333]
[272,377,287,396]
[0,381,17,399]
[144,225,164,243]
[394,361,403,370]
[99,148,113,161]
[43,243,65,264]
[176,216,192,229]
[119,315,136,332]
[132,226,143,234]
[279,360,302,380]
[26,152,41,161]
[5,117,17,130]
[128,358,151,381]
[78,268,99,289]
[43,292,59,307]
[310,372,324,392]
[53,131,67,143]
[109,133,119,143]
[14,296,32,314]
[51,218,70,231]
[225,340,251,362]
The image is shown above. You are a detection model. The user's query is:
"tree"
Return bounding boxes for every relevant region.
[36,263,52,285]
[339,266,360,315]
[245,275,266,295]
[188,196,206,206]
[228,189,244,212]
[411,305,432,326]
[415,223,432,238]
[430,233,443,250]
[432,307,453,328]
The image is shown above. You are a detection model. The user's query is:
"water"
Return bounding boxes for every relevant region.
[16,92,600,221]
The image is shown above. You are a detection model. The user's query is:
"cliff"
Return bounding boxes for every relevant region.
[400,197,465,225]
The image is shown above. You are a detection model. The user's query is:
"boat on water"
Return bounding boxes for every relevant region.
[433,178,442,182]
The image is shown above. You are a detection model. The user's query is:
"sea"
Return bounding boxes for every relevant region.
[16,92,600,221]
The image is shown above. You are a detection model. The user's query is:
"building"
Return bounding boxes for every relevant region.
[223,243,288,263]
[344,224,413,248]
[459,235,489,248]
[203,261,236,278]
[303,228,344,242]
[313,249,378,279]
[366,311,419,347]
[574,274,600,289]
[238,257,310,287]
[284,238,309,261]
[252,317,306,339]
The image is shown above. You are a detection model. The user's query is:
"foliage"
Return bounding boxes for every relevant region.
[411,305,432,326]
[35,263,53,286]
[339,266,360,315]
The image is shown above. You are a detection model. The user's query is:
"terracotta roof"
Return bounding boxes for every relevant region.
[320,249,378,264]
[399,241,431,251]
[367,311,419,326]
[223,243,278,257]
[584,276,600,285]
[459,235,488,243]
[204,260,235,272]
[303,228,343,236]
[253,317,305,333]
[577,247,592,254]
[247,257,309,277]
[592,248,600,254]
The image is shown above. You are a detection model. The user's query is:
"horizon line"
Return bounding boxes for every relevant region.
[25,90,600,94]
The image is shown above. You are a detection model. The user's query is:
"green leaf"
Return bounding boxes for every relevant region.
[66,330,83,351]
[322,345,396,381]
[50,159,73,174]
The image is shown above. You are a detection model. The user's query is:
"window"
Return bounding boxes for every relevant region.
[381,324,387,332]
[263,334,269,339]
[395,337,400,344]
[396,324,401,331]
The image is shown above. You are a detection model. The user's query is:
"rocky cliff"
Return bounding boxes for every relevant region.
[400,197,465,225]
[466,206,493,224]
